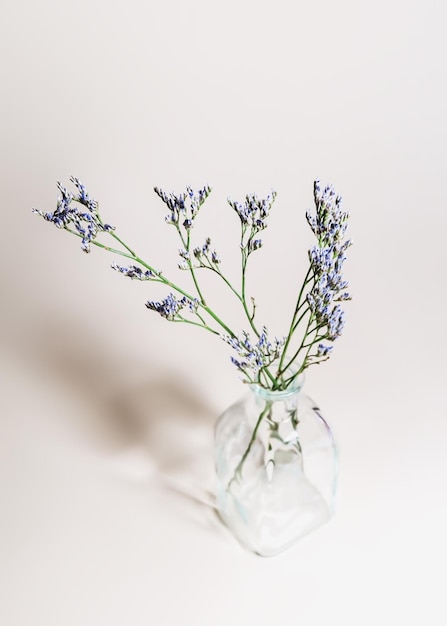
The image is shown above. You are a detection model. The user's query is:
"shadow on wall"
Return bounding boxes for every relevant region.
[26,315,219,510]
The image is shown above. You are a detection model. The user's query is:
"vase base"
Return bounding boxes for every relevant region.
[217,479,333,556]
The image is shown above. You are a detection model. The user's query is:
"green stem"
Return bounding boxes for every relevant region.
[276,265,314,378]
[301,334,326,349]
[185,230,206,305]
[240,244,276,388]
[237,229,280,390]
[117,248,234,337]
[241,256,256,331]
[285,339,319,385]
[68,227,237,338]
[277,311,316,380]
[291,305,312,333]
[204,264,277,388]
[172,317,220,335]
[240,224,261,338]
[65,228,135,259]
[206,265,242,302]
[109,231,138,257]
[195,310,208,326]
[228,400,272,489]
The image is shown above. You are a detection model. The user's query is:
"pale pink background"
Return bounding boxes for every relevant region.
[1,1,445,624]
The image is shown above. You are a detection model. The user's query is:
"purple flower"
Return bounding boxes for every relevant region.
[317,344,333,357]
[192,238,220,267]
[146,293,198,320]
[221,327,285,375]
[111,263,155,280]
[227,191,276,233]
[155,185,211,228]
[304,180,351,352]
[32,178,115,253]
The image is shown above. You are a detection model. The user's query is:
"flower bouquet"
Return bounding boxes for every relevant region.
[33,177,351,555]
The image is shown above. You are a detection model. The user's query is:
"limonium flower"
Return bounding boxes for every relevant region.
[154,185,211,229]
[33,177,351,391]
[221,328,285,376]
[145,293,199,320]
[32,177,115,253]
[111,263,155,280]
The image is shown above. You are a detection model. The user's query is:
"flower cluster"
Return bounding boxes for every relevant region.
[111,263,155,280]
[221,328,285,376]
[305,180,352,357]
[145,293,199,321]
[228,191,277,258]
[33,177,351,391]
[154,185,212,230]
[193,238,220,265]
[228,191,276,228]
[32,177,115,253]
[177,238,221,270]
[33,176,353,504]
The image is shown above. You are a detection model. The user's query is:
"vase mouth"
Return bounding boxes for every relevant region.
[250,370,305,401]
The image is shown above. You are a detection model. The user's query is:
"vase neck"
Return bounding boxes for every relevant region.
[250,373,305,403]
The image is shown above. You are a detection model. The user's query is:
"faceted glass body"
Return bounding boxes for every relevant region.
[215,383,338,556]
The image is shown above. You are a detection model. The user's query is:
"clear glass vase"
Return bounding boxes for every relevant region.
[215,376,338,556]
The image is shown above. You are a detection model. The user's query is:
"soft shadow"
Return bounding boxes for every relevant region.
[26,316,220,519]
[106,377,218,507]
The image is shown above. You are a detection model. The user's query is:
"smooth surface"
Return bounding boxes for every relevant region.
[1,1,446,624]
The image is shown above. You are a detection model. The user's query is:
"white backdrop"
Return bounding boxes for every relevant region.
[1,1,446,624]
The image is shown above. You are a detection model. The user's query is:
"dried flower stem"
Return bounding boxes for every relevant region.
[33,178,351,393]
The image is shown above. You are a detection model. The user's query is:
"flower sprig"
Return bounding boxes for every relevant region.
[32,177,115,253]
[33,178,351,391]
[273,181,352,386]
[227,191,276,260]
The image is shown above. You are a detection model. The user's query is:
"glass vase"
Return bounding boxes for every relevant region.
[215,376,338,556]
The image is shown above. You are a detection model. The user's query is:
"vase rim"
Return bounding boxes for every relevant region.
[249,371,305,400]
